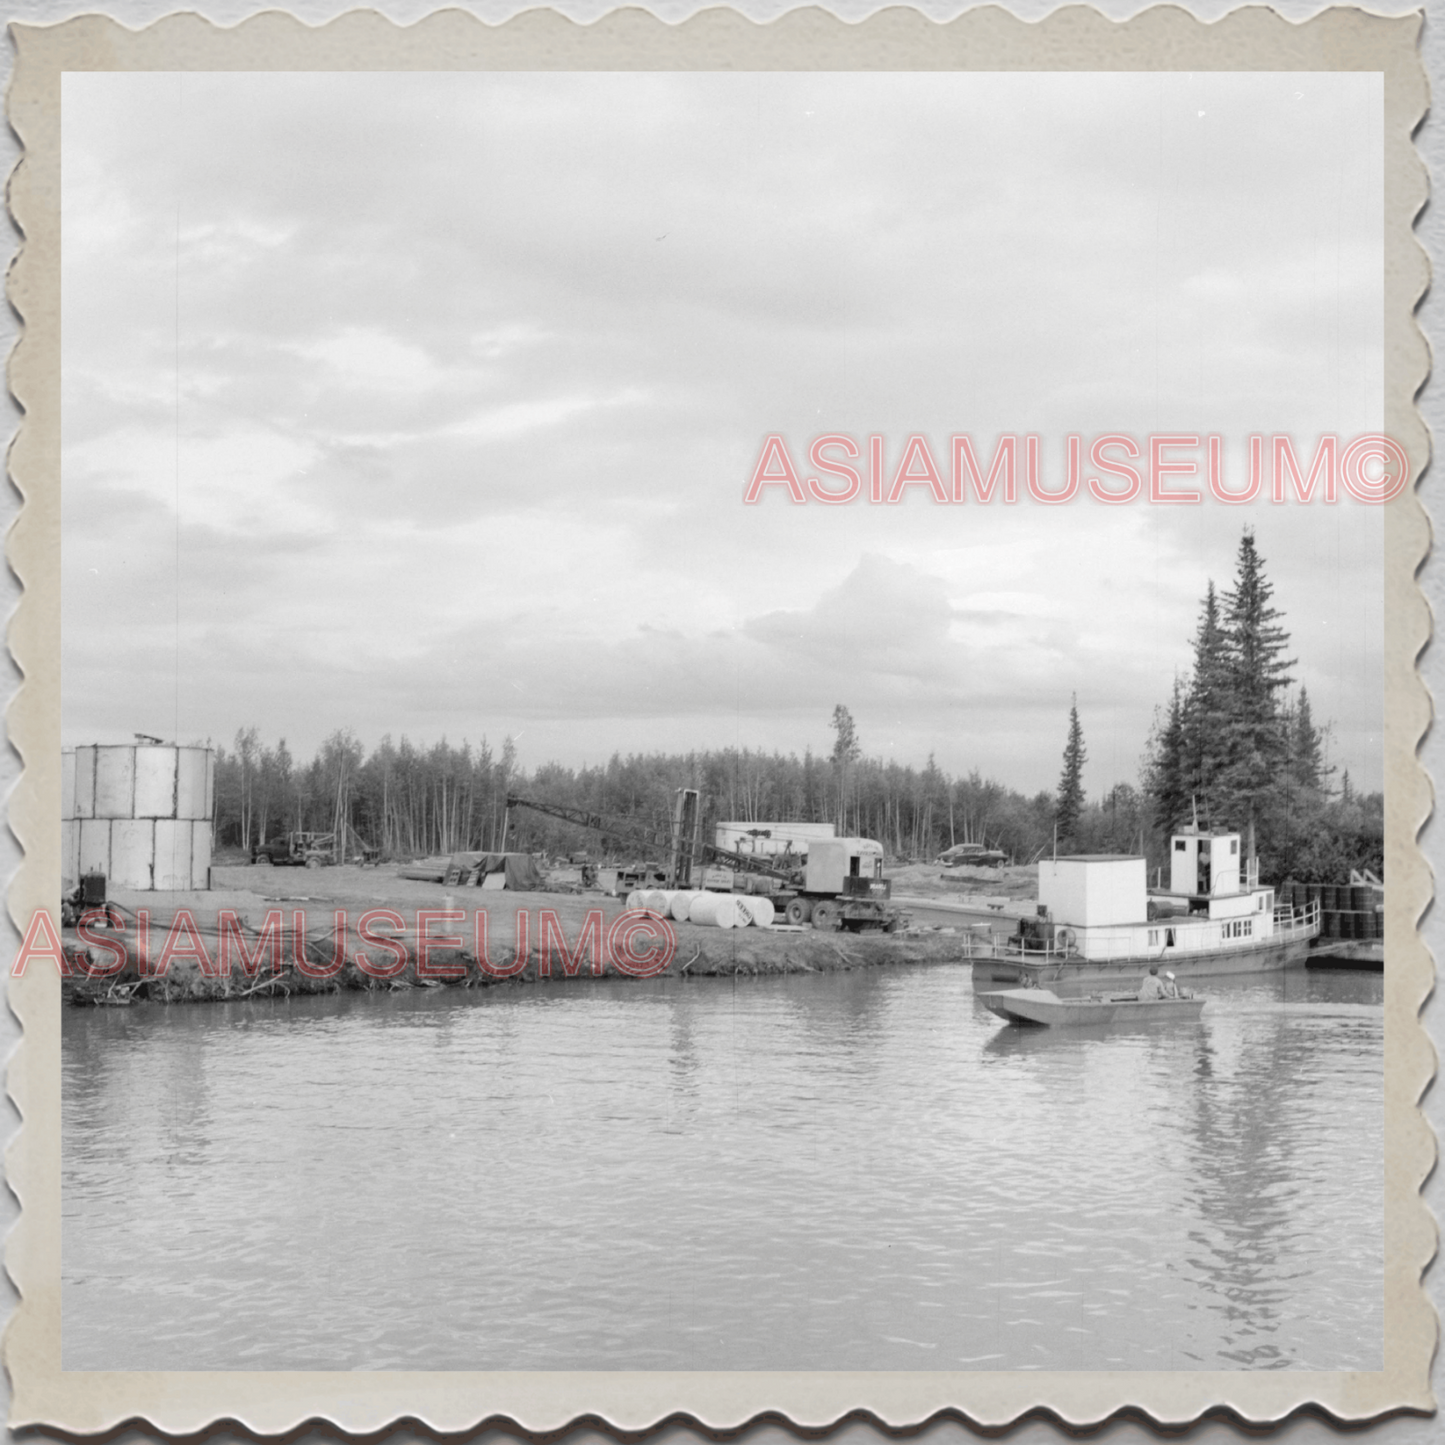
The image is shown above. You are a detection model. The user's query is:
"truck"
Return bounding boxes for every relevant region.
[504,790,902,933]
[936,841,1009,868]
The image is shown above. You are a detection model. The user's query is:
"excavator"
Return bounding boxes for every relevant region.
[504,789,902,933]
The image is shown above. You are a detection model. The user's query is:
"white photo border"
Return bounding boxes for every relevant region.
[4,4,1433,1433]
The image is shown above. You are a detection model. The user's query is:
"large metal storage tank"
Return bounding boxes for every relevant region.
[60,744,215,890]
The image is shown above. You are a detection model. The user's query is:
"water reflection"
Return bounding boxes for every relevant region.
[63,964,1382,1372]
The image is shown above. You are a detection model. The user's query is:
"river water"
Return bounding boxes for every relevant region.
[62,963,1383,1372]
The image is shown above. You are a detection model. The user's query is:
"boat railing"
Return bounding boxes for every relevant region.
[1000,939,1069,958]
[1273,899,1322,940]
[959,932,1069,961]
[953,898,1322,957]
[911,921,1052,959]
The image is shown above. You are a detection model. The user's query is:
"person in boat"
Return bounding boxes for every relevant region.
[1137,964,1167,1001]
[1162,970,1180,998]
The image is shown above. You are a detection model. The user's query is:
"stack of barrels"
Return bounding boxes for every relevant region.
[625,888,775,929]
[1280,881,1384,941]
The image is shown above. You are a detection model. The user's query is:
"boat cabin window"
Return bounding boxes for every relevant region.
[1148,929,1160,946]
[1230,839,1239,855]
[1165,928,1176,947]
[1174,840,1186,851]
[849,857,860,877]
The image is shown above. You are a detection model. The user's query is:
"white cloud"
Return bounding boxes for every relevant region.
[446,388,651,443]
[290,327,442,393]
[65,424,329,538]
[59,70,1387,793]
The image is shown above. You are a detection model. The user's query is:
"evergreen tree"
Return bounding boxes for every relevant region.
[1135,530,1382,886]
[1215,529,1294,832]
[1289,687,1326,790]
[1182,580,1230,823]
[1266,689,1331,883]
[1056,697,1087,846]
[1145,677,1191,836]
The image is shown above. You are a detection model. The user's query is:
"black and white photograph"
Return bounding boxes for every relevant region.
[7,4,1435,1432]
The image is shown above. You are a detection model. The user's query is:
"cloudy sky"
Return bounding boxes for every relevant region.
[61,70,1385,796]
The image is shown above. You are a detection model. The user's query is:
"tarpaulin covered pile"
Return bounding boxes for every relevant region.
[448,851,545,890]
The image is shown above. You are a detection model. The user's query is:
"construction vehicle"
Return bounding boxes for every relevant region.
[504,790,902,933]
[614,862,671,895]
[251,831,337,868]
[251,822,380,868]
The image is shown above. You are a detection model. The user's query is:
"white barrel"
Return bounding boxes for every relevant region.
[669,891,700,922]
[742,896,775,928]
[688,892,738,929]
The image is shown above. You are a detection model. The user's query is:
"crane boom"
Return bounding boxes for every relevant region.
[504,792,900,934]
[504,792,802,887]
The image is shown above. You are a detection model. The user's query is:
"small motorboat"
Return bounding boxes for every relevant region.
[979,986,1206,1028]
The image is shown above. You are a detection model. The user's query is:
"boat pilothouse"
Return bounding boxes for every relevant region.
[979,826,1320,993]
[1148,825,1285,952]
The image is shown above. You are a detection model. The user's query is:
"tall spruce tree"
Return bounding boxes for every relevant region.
[1056,697,1087,846]
[1138,530,1379,885]
[1216,530,1294,832]
[1182,580,1231,824]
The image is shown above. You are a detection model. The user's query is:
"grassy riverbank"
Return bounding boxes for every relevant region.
[60,863,988,1006]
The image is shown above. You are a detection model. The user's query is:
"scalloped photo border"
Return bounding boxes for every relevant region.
[4,4,1434,1433]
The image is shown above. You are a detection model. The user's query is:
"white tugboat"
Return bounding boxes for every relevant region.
[971,826,1320,996]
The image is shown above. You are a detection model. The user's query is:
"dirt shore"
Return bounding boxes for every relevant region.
[60,863,989,1006]
[886,860,1037,902]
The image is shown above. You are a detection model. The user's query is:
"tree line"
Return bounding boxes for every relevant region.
[210,529,1382,884]
[210,715,1176,875]
[214,718,1103,871]
[1134,529,1382,883]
